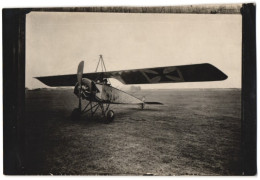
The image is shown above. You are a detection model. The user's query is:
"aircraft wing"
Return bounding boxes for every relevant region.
[35,63,227,87]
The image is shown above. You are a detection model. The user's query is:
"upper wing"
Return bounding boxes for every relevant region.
[35,63,227,87]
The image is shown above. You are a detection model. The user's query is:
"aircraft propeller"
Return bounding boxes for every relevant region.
[77,61,84,111]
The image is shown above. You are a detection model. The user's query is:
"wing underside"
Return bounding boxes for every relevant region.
[35,63,227,87]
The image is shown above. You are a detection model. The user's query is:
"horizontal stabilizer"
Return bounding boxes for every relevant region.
[35,63,227,87]
[144,102,163,105]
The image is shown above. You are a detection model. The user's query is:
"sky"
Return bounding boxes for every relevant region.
[26,11,242,89]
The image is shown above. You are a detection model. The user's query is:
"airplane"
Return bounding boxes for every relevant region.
[35,55,228,123]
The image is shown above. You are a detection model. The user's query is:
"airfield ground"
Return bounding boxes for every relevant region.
[23,88,241,175]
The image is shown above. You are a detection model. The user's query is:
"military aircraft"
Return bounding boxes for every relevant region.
[35,55,227,123]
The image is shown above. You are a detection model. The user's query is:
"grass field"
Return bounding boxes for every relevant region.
[23,88,241,175]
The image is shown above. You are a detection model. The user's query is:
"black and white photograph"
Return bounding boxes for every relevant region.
[2,3,256,176]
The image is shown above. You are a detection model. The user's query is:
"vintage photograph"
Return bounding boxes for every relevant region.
[4,3,256,176]
[23,8,242,175]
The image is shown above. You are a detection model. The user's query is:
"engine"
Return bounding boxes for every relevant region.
[74,78,99,99]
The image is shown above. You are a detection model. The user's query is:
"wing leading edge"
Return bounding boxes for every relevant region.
[35,63,227,87]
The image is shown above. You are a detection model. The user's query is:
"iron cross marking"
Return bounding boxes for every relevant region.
[141,67,184,83]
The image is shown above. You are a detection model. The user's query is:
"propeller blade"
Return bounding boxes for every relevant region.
[77,61,84,86]
[77,61,84,111]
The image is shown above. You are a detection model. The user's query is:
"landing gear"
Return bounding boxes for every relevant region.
[71,108,81,120]
[104,110,115,124]
[72,100,115,123]
[72,56,115,123]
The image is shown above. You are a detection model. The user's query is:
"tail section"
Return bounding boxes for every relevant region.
[140,96,163,109]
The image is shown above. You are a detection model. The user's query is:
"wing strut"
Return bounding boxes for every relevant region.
[95,55,111,85]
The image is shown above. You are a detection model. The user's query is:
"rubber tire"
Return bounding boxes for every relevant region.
[105,110,115,124]
[71,108,81,121]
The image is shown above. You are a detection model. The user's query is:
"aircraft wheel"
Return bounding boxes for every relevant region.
[105,110,115,123]
[71,108,81,121]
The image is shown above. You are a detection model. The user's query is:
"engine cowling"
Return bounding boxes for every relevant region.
[74,78,99,99]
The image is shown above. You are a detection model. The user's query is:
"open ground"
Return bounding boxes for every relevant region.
[23,88,241,175]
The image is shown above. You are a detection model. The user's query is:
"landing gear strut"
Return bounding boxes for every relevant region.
[71,101,115,123]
